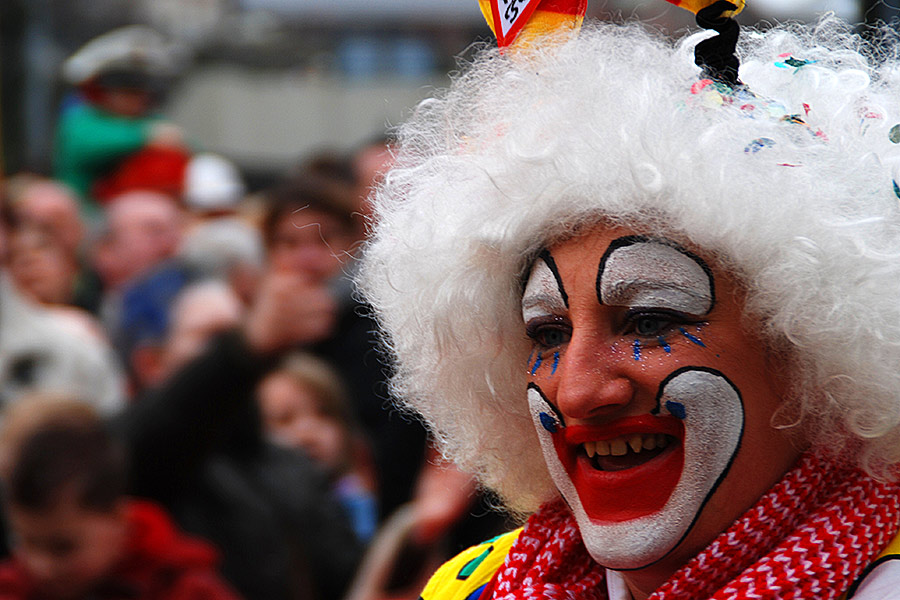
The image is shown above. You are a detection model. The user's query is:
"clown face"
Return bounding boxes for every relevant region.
[522,225,799,575]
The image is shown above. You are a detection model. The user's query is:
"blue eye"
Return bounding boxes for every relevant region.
[634,315,671,336]
[625,309,692,338]
[536,327,570,347]
[526,318,571,349]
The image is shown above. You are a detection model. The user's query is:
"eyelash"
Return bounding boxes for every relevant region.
[525,309,703,352]
[525,316,572,350]
[622,308,696,338]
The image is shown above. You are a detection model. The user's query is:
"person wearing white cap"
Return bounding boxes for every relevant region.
[53,25,188,222]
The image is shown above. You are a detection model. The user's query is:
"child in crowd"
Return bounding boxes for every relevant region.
[54,26,189,222]
[257,353,378,544]
[0,398,240,600]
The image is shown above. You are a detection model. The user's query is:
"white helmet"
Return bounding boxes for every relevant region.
[183,153,246,212]
[63,25,183,86]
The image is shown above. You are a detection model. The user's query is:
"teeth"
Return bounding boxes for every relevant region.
[610,438,627,456]
[583,434,671,457]
[628,435,642,453]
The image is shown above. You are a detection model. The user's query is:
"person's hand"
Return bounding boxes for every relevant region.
[410,452,478,546]
[243,271,337,354]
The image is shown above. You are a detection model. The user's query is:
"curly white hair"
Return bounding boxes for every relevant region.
[359,17,900,513]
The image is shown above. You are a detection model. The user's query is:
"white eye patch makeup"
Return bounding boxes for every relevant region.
[529,367,744,570]
[522,250,568,323]
[597,236,714,315]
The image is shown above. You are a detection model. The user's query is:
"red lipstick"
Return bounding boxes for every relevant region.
[553,415,685,522]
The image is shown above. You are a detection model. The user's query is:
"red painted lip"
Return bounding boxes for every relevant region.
[552,415,685,523]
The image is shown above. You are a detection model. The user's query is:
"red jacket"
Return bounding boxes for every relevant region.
[0,500,241,600]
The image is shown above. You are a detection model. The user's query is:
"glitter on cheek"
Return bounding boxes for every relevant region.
[679,327,706,347]
[633,339,642,361]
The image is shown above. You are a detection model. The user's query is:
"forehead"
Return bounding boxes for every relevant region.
[549,224,710,273]
[548,224,689,262]
[274,208,349,237]
[522,226,716,321]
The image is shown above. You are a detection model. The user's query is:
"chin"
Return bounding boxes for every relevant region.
[527,368,745,569]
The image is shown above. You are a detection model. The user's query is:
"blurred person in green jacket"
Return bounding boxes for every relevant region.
[54,26,189,224]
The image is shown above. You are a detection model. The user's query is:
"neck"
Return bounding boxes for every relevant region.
[625,581,649,600]
[619,553,690,600]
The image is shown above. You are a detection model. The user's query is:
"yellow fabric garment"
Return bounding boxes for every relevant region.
[421,526,900,600]
[419,528,521,600]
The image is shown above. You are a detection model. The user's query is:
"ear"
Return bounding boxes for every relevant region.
[130,344,165,390]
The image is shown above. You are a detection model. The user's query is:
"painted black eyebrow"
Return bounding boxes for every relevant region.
[527,382,566,428]
[535,248,569,308]
[594,235,716,310]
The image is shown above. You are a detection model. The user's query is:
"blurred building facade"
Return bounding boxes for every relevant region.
[1,0,894,180]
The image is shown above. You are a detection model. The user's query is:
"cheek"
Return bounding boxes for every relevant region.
[320,426,347,461]
[526,337,680,405]
[526,347,563,379]
[628,324,711,364]
[81,524,125,572]
[268,247,295,270]
[696,325,785,417]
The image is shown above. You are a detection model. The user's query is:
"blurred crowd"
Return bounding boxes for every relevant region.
[0,25,507,600]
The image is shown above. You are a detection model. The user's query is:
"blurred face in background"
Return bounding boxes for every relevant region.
[258,372,347,474]
[14,181,84,260]
[93,86,155,119]
[105,191,183,285]
[8,493,127,600]
[7,226,77,305]
[267,207,354,285]
[90,230,131,291]
[130,282,243,390]
[162,282,244,377]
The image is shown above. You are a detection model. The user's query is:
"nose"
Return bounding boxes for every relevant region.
[553,332,634,421]
[286,245,341,281]
[292,421,318,447]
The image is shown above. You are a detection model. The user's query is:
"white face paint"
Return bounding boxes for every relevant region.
[529,370,744,569]
[598,238,713,315]
[522,252,567,324]
[523,236,745,569]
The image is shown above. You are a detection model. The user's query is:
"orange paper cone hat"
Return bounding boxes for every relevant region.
[477,0,744,48]
[477,0,587,48]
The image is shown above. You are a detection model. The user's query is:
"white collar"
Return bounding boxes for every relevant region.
[606,569,634,600]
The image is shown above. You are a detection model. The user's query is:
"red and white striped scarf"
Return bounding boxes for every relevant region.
[489,453,900,600]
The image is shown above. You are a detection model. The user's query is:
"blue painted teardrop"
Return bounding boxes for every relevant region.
[666,401,687,420]
[539,412,558,433]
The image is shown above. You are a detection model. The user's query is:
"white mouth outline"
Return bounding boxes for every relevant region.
[529,366,744,570]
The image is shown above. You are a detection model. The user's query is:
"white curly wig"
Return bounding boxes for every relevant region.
[359,17,900,514]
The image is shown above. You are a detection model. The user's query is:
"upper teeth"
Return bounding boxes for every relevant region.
[583,434,669,457]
